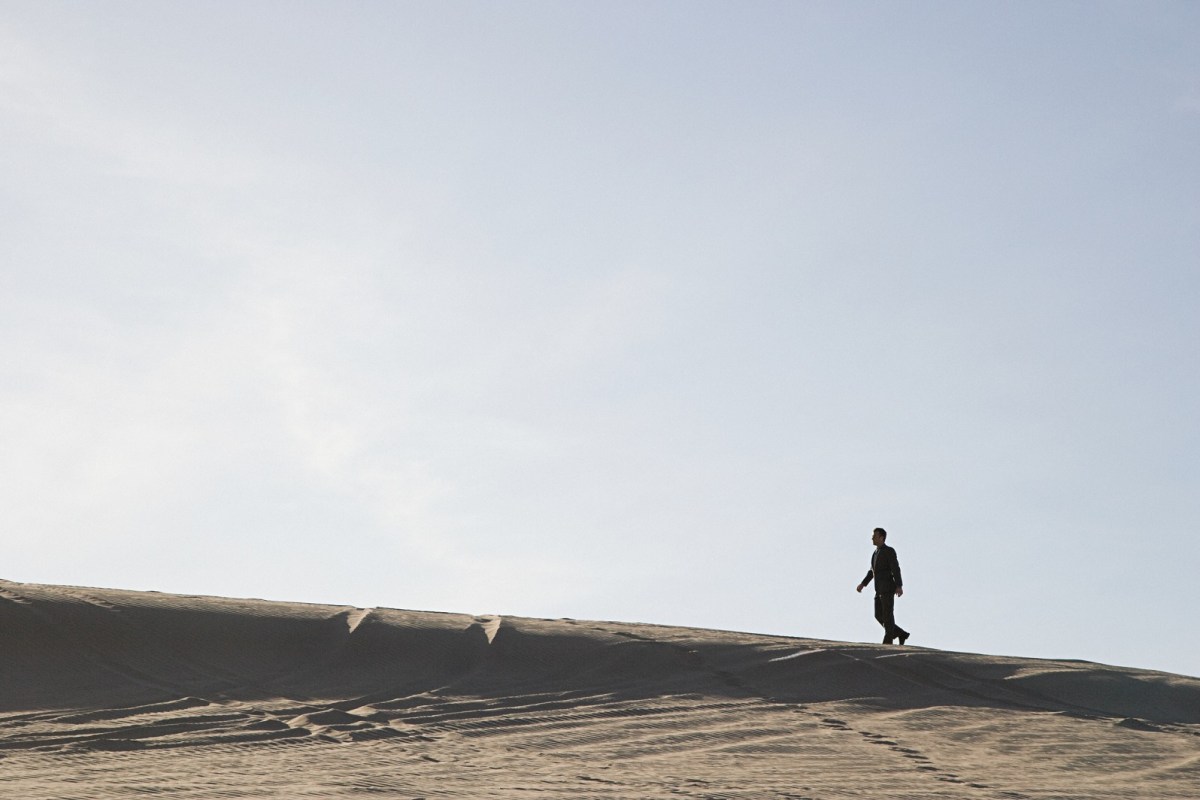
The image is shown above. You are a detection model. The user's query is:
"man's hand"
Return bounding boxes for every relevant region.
[856,583,865,593]
[896,587,904,597]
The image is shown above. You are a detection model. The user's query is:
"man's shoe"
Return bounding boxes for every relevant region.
[898,631,910,645]
[883,638,894,645]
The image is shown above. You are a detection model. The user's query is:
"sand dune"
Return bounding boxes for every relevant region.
[1,580,1197,798]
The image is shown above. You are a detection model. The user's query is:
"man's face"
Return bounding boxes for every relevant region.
[871,531,884,547]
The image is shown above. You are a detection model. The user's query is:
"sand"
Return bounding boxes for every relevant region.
[0,580,1197,798]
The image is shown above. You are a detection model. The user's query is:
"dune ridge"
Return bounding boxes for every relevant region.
[1,580,1197,798]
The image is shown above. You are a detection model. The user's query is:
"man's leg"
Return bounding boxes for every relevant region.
[874,593,895,643]
[884,594,909,644]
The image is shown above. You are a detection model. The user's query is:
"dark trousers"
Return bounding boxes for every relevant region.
[874,591,907,643]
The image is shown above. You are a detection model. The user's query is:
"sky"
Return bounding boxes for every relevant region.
[1,1,1198,678]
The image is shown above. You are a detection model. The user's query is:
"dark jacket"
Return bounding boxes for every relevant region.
[862,544,903,595]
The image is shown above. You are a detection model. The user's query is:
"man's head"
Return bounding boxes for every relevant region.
[872,527,887,546]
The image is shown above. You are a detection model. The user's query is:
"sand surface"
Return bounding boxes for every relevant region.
[1,580,1197,798]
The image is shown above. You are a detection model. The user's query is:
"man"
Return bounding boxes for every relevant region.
[856,527,910,645]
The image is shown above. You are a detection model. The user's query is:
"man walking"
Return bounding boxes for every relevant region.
[856,527,910,645]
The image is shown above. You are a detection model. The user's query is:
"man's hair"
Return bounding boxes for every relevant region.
[873,527,887,540]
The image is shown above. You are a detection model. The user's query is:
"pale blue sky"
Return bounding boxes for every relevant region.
[2,1,1198,677]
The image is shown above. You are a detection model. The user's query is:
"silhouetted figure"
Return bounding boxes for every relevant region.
[856,527,909,645]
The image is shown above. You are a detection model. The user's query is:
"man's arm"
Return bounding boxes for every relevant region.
[856,569,874,592]
[889,547,903,596]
